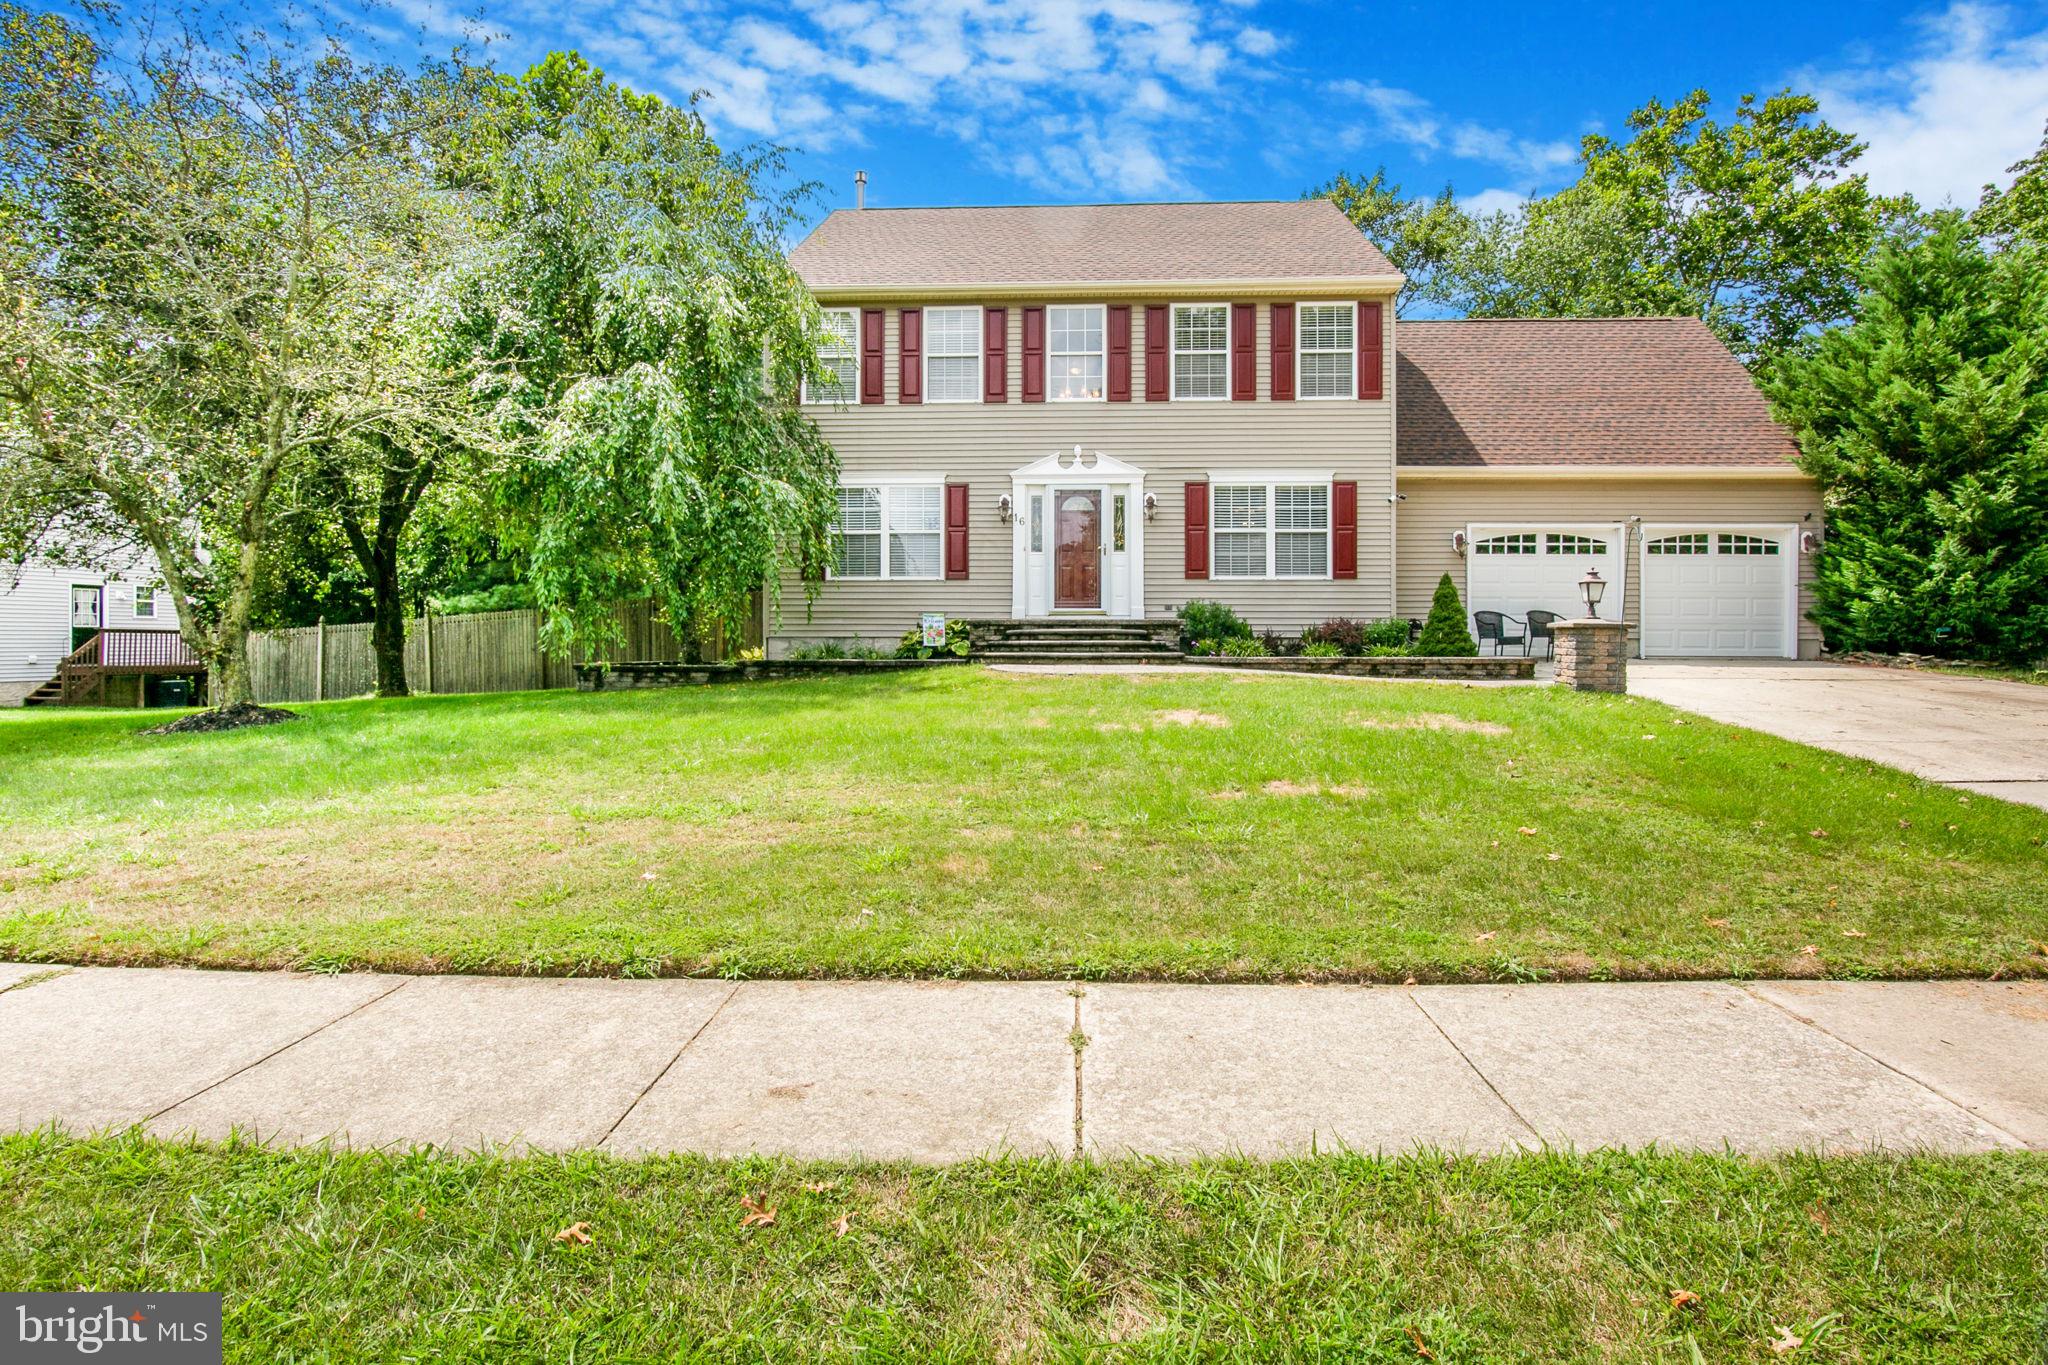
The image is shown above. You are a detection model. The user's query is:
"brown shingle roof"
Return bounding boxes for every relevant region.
[1397,318,1800,468]
[790,200,1399,291]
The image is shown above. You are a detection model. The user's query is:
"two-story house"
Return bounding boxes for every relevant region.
[776,199,1821,659]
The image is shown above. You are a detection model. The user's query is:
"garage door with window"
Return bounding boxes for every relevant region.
[1640,529,1794,658]
[1464,526,1627,641]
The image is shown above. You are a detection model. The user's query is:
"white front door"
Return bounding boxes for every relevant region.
[1641,528,1795,657]
[1465,525,1627,637]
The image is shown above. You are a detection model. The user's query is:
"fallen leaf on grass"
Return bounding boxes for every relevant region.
[1800,945,1819,957]
[1703,917,1731,929]
[1809,829,1828,839]
[739,1192,776,1229]
[413,1205,427,1221]
[1669,1289,1700,1310]
[1545,852,1563,862]
[1841,929,1867,938]
[1808,1200,1832,1233]
[802,1181,839,1194]
[831,1212,853,1238]
[1402,976,1418,986]
[1474,931,1497,943]
[1769,1325,1802,1354]
[553,1222,593,1246]
[2032,942,2048,959]
[1516,826,1537,836]
[1898,818,1912,829]
[1405,1324,1434,1359]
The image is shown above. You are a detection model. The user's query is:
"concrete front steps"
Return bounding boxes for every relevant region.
[970,619,1184,665]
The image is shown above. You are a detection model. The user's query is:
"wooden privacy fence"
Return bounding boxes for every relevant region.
[248,597,761,703]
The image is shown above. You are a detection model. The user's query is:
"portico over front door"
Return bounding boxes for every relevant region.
[1054,489,1103,608]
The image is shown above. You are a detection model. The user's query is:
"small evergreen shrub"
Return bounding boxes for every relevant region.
[895,619,972,659]
[1414,574,1478,656]
[1176,600,1252,647]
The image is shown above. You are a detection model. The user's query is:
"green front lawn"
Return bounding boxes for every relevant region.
[4,1134,2044,1360]
[1,669,2042,981]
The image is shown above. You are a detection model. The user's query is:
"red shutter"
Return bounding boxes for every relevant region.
[860,308,884,404]
[898,307,922,405]
[1359,301,1383,400]
[1144,305,1169,401]
[1021,306,1045,403]
[1270,302,1295,401]
[1107,305,1132,401]
[1183,482,1209,579]
[983,307,1007,402]
[1332,480,1358,580]
[945,482,969,580]
[1231,303,1256,401]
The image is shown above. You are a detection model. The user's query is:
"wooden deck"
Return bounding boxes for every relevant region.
[28,630,207,706]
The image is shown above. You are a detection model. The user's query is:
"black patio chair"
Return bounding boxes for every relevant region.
[1524,609,1561,658]
[1472,610,1526,656]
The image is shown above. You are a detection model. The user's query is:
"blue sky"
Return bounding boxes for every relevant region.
[354,0,2048,227]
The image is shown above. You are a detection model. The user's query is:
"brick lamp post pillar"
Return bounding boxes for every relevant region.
[1551,620,1629,693]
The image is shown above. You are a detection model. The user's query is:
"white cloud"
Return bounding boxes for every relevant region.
[1323,79,1579,184]
[1803,2,2048,207]
[1460,187,1528,218]
[460,0,1272,196]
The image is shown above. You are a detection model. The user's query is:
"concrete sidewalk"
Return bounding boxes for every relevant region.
[1,963,2042,1160]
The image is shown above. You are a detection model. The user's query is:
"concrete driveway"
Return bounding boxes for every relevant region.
[1630,660,2048,810]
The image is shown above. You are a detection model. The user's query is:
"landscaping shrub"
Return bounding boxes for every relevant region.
[1189,637,1222,656]
[1301,641,1345,658]
[1414,574,1478,656]
[1366,644,1409,657]
[1176,600,1253,647]
[1301,617,1413,655]
[1219,636,1268,658]
[787,642,850,661]
[895,619,972,659]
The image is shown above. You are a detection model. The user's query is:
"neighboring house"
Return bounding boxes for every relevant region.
[774,199,1821,659]
[0,549,186,706]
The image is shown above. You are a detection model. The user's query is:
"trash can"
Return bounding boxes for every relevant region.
[156,678,193,708]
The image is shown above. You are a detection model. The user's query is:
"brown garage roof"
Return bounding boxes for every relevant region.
[1397,318,1800,468]
[790,200,1400,292]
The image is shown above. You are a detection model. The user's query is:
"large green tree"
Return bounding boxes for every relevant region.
[0,4,490,704]
[1767,218,2048,664]
[453,54,839,658]
[1458,90,1911,374]
[1311,168,1476,316]
[1975,119,2048,243]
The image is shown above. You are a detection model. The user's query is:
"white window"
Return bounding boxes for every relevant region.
[1719,533,1780,555]
[833,483,944,580]
[1212,482,1329,579]
[1297,303,1355,399]
[1172,304,1229,400]
[1474,533,1538,555]
[133,585,157,618]
[924,307,981,403]
[1047,305,1105,401]
[1546,533,1608,556]
[803,308,859,404]
[1647,533,1709,556]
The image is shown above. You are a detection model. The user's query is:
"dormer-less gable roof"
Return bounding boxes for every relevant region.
[790,200,1402,297]
[1396,318,1802,468]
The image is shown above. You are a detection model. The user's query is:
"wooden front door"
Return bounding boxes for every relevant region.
[1054,490,1103,608]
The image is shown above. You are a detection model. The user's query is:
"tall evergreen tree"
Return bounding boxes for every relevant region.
[1767,218,2048,664]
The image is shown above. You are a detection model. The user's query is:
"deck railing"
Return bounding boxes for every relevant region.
[59,629,205,703]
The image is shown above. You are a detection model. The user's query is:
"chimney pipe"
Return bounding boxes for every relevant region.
[855,170,867,209]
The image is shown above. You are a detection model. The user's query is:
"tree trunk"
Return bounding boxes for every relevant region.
[369,535,408,696]
[209,538,262,706]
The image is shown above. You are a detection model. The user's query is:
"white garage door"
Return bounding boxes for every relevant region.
[1641,529,1794,658]
[1465,526,1627,642]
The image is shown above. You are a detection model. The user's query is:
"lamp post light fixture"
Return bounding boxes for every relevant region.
[1578,566,1607,619]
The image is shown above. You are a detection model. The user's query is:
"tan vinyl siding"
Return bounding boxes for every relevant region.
[1395,474,1825,658]
[772,301,1398,650]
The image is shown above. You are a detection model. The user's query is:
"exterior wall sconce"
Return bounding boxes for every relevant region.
[1799,531,1819,554]
[1579,566,1607,618]
[1450,529,1468,555]
[995,493,1014,523]
[1142,492,1158,521]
